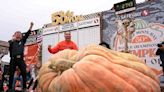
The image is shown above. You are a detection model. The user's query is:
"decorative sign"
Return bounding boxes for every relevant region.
[24,44,40,65]
[51,11,83,25]
[23,29,42,66]
[115,20,164,75]
[114,0,136,52]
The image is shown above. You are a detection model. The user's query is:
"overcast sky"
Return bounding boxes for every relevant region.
[0,0,145,42]
[0,0,145,62]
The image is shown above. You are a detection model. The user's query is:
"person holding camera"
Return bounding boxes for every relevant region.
[156,42,164,75]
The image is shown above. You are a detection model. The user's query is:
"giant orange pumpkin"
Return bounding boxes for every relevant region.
[38,44,161,92]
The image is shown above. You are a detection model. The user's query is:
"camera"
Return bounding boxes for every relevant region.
[157,44,162,47]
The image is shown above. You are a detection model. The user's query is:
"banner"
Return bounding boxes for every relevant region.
[23,29,42,66]
[43,18,100,35]
[102,0,164,76]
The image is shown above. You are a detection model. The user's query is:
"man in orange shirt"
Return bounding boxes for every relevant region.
[48,31,78,54]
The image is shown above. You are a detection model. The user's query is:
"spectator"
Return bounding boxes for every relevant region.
[12,68,23,89]
[156,42,164,77]
[27,62,41,92]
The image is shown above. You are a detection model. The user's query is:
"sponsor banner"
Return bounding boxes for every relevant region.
[61,18,100,31]
[78,18,100,28]
[42,26,60,35]
[61,23,77,31]
[43,18,100,35]
[102,0,164,76]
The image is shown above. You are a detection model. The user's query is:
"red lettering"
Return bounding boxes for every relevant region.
[149,48,156,57]
[130,48,156,58]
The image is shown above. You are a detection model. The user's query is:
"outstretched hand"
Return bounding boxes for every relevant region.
[29,22,34,31]
[30,22,34,27]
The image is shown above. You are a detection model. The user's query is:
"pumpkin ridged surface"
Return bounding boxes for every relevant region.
[38,45,161,92]
[74,55,158,92]
[75,45,159,84]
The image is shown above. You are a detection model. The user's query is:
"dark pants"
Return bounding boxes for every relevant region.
[0,72,5,91]
[9,56,26,89]
[27,78,38,90]
[33,80,38,90]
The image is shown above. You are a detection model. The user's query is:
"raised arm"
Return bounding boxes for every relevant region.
[48,44,60,54]
[22,22,34,43]
[29,22,34,31]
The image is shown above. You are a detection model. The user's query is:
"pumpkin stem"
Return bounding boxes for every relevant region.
[49,59,75,75]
